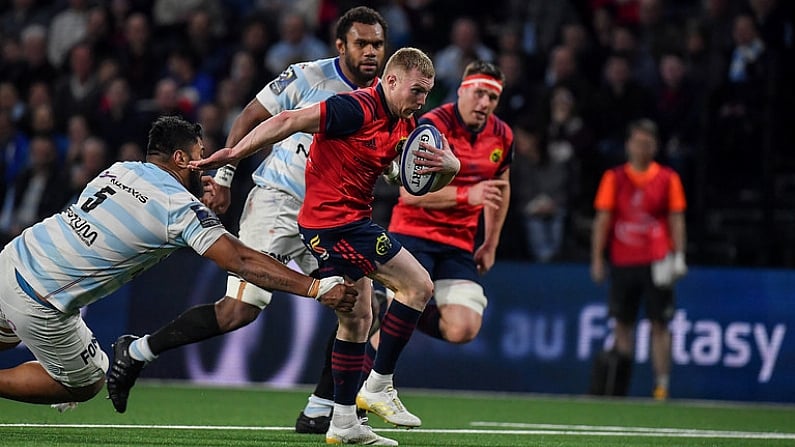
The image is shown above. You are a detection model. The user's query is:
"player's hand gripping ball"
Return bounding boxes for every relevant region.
[399,124,456,195]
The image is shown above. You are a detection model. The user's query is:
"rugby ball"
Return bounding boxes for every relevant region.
[399,124,455,196]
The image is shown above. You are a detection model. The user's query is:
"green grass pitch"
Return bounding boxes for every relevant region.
[0,382,792,446]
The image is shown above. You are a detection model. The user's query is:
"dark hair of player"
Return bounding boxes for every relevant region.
[335,6,389,43]
[462,60,506,84]
[147,115,203,157]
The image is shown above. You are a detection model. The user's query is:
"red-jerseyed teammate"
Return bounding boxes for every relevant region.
[388,61,512,345]
[191,47,460,446]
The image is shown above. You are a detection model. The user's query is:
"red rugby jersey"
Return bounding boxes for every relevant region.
[389,103,513,251]
[298,84,415,229]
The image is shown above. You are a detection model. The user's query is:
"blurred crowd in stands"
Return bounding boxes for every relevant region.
[0,0,793,266]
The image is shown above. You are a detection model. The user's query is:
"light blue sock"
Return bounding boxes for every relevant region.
[129,335,157,362]
[303,394,333,417]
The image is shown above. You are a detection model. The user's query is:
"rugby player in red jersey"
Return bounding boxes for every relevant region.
[297,60,513,433]
[191,47,460,446]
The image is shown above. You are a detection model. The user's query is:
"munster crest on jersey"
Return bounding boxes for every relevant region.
[490,147,504,163]
[395,137,407,154]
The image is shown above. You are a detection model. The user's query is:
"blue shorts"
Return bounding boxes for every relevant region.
[393,234,480,284]
[299,219,402,281]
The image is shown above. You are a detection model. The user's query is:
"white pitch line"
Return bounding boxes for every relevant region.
[0,423,793,440]
[470,422,795,440]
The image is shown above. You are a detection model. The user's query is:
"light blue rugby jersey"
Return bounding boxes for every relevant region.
[8,161,228,313]
[253,57,368,199]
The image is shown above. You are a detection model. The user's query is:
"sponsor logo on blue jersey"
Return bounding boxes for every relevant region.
[269,67,297,95]
[190,203,221,228]
[104,175,149,203]
[65,207,98,246]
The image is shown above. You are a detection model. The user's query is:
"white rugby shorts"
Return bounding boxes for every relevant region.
[226,186,319,308]
[0,250,109,388]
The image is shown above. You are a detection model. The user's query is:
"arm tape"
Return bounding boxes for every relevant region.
[213,164,237,188]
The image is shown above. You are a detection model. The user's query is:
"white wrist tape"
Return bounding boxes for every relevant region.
[383,160,402,186]
[315,276,344,299]
[213,164,236,188]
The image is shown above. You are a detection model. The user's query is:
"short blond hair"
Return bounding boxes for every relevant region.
[384,47,435,78]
